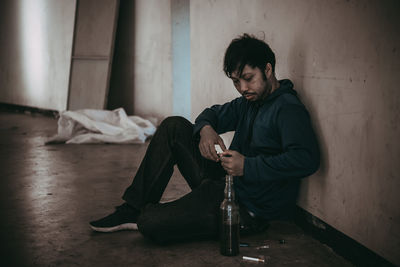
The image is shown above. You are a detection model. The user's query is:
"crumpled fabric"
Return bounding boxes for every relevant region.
[45,108,156,144]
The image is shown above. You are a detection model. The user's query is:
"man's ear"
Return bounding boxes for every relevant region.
[264,63,273,78]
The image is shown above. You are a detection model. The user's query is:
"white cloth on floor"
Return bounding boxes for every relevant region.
[46,108,156,144]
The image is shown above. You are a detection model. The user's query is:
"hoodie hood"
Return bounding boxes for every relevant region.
[266,79,296,102]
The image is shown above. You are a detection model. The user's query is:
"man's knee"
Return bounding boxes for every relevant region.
[157,116,193,138]
[159,116,191,129]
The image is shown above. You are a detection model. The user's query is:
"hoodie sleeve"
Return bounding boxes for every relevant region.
[193,97,244,136]
[243,104,320,181]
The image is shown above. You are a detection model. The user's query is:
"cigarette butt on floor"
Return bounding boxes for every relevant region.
[242,256,265,263]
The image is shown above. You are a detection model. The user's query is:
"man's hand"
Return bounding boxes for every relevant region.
[199,125,226,162]
[220,150,245,176]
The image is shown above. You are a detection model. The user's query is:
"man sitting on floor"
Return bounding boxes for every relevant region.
[90,33,320,244]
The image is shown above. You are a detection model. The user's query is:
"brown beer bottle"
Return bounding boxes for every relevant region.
[220,174,240,256]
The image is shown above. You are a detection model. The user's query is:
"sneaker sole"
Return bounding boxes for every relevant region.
[90,223,138,233]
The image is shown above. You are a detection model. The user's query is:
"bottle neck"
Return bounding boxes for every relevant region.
[224,175,235,200]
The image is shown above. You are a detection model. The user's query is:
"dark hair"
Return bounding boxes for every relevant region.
[223,33,276,78]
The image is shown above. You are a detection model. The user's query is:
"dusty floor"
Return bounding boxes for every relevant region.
[0,111,353,267]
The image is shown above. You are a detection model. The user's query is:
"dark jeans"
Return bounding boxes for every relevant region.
[122,116,226,244]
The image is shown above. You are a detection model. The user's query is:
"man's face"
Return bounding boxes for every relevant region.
[230,64,272,102]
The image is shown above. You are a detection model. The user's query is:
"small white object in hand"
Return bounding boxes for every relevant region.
[214,144,223,154]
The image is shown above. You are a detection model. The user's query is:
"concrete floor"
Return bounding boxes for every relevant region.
[0,111,353,267]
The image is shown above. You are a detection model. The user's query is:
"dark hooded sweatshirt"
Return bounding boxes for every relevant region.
[194,79,320,220]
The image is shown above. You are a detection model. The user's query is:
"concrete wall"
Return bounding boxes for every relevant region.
[123,0,190,122]
[191,0,400,264]
[0,0,76,111]
[131,0,173,120]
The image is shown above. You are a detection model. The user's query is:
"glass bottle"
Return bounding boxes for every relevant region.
[220,174,240,256]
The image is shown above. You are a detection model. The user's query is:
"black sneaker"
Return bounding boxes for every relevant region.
[90,203,140,232]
